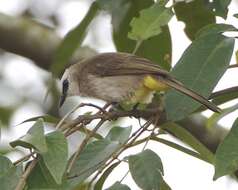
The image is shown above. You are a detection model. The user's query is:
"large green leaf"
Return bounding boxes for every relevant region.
[128,149,164,190]
[51,2,99,76]
[0,155,22,190]
[111,0,172,70]
[10,119,47,153]
[174,0,215,40]
[105,182,131,190]
[128,3,173,41]
[67,140,119,189]
[16,115,59,126]
[211,87,238,107]
[207,103,238,129]
[0,156,14,177]
[106,126,132,144]
[27,161,59,189]
[41,131,68,184]
[151,136,207,162]
[214,118,238,179]
[165,34,234,121]
[160,179,172,190]
[196,24,238,39]
[205,0,232,19]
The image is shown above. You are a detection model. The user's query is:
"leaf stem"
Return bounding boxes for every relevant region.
[132,40,143,55]
[15,159,37,190]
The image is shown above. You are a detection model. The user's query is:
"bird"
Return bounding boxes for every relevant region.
[59,52,220,113]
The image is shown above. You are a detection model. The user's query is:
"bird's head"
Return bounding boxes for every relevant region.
[59,67,79,107]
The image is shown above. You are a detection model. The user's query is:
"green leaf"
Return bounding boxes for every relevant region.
[106,126,132,144]
[111,0,171,70]
[51,2,99,76]
[16,115,60,126]
[151,137,208,162]
[234,14,238,18]
[207,103,238,129]
[174,0,215,40]
[165,34,235,121]
[196,24,238,38]
[41,131,68,184]
[67,140,119,189]
[27,161,59,189]
[0,156,13,177]
[206,0,232,18]
[161,122,214,163]
[211,87,238,107]
[214,118,238,180]
[105,182,131,190]
[128,3,173,41]
[10,119,47,153]
[95,162,121,190]
[128,149,164,190]
[160,179,172,190]
[0,155,22,190]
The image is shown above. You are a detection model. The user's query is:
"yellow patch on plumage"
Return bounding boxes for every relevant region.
[143,75,169,91]
[120,85,152,110]
[130,85,151,103]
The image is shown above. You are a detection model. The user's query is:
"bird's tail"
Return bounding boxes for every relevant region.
[161,77,221,113]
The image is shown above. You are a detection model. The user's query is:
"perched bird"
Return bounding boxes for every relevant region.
[59,52,220,113]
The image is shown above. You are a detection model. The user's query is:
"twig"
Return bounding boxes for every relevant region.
[15,159,37,190]
[65,123,84,136]
[57,103,109,130]
[56,103,83,129]
[228,64,238,69]
[63,103,111,136]
[13,152,35,166]
[66,119,106,174]
[62,107,160,133]
[119,170,130,183]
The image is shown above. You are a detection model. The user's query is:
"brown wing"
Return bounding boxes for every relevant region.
[87,52,170,77]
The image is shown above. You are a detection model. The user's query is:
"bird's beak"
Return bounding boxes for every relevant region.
[59,94,66,108]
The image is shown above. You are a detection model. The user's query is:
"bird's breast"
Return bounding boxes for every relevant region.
[79,74,145,102]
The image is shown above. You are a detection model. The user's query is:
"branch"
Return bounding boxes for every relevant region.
[0,13,96,70]
[0,13,59,70]
[15,159,37,190]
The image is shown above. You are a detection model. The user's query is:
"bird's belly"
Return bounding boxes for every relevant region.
[83,74,146,102]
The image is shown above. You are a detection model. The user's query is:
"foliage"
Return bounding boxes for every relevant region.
[1,0,238,190]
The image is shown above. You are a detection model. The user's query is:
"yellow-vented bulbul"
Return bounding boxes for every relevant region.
[59,52,220,113]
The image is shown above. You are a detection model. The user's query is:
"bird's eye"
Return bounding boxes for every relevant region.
[62,79,69,94]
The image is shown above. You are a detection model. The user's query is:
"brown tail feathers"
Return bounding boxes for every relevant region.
[162,78,221,113]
